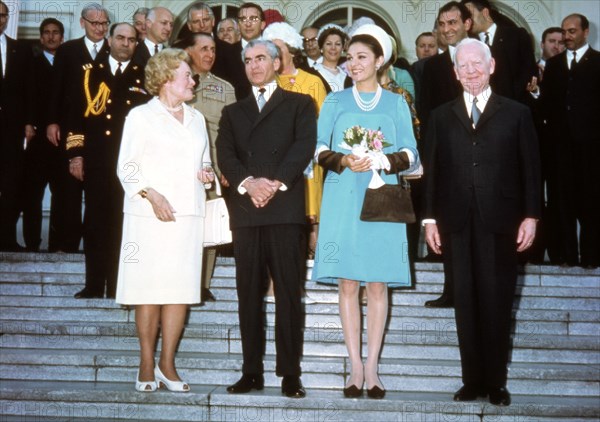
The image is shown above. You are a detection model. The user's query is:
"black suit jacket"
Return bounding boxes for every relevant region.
[216,87,316,229]
[212,40,251,100]
[488,26,537,102]
[540,47,600,144]
[0,36,34,141]
[132,42,151,68]
[419,50,462,141]
[49,37,109,129]
[423,93,541,234]
[65,58,150,169]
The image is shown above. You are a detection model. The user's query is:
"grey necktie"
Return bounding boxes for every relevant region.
[91,43,98,60]
[471,97,481,127]
[257,88,266,112]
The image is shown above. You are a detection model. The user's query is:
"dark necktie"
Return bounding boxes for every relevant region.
[257,88,266,111]
[154,44,159,55]
[471,97,481,127]
[570,51,577,70]
[484,32,490,45]
[115,62,122,77]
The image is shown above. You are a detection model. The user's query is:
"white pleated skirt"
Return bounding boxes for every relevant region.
[115,214,203,305]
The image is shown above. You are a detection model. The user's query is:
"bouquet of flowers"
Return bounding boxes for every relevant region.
[339,125,392,187]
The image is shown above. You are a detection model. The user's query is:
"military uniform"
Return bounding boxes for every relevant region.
[66,58,150,298]
[189,72,235,293]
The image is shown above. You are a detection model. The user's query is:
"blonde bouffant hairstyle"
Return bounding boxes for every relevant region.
[144,48,191,96]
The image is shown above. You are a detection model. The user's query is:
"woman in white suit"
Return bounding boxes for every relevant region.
[115,49,214,392]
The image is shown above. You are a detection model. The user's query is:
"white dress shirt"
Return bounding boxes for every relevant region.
[108,55,130,75]
[567,44,589,69]
[478,23,497,46]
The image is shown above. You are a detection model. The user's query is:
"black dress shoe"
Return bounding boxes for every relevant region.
[489,387,511,406]
[226,374,264,394]
[281,376,305,398]
[453,385,486,401]
[366,385,386,399]
[424,295,454,308]
[202,288,216,302]
[74,288,103,299]
[343,384,363,398]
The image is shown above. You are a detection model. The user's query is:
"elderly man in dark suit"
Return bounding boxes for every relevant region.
[423,38,540,406]
[131,6,173,67]
[217,39,316,398]
[66,23,150,299]
[462,0,537,102]
[540,14,600,269]
[46,2,110,253]
[0,0,35,251]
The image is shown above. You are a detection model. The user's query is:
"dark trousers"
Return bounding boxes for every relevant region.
[82,167,124,297]
[21,136,63,250]
[60,159,84,252]
[233,224,305,376]
[442,202,517,389]
[0,134,24,250]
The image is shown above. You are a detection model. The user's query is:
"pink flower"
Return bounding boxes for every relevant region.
[372,139,383,150]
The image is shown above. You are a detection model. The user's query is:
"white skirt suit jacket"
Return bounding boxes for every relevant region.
[115,97,211,304]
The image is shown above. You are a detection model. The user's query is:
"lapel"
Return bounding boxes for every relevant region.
[475,93,502,130]
[4,36,17,78]
[239,93,260,124]
[451,96,473,133]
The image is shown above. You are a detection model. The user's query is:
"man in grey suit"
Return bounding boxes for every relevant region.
[423,38,540,406]
[217,39,316,398]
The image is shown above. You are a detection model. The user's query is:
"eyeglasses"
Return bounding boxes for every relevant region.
[303,37,318,43]
[237,16,261,24]
[82,17,111,28]
[0,13,9,19]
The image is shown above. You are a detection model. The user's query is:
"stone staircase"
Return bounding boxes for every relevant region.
[0,252,598,421]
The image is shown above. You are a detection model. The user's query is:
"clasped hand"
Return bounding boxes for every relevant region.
[342,154,372,172]
[197,167,216,184]
[244,177,282,208]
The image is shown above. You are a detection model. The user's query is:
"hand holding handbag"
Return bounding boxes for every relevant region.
[203,178,232,246]
[360,173,416,223]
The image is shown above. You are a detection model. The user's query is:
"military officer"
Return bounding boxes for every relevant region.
[67,23,150,298]
[174,32,236,302]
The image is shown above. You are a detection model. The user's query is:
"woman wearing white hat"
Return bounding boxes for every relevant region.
[312,24,420,399]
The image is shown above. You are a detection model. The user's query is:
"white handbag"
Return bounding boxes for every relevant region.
[203,178,232,246]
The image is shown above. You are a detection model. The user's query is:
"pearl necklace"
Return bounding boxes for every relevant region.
[352,85,382,112]
[159,100,183,113]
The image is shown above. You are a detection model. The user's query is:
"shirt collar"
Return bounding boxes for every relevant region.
[479,22,497,45]
[252,80,278,104]
[84,37,103,54]
[463,86,492,117]
[307,56,323,67]
[43,50,55,65]
[108,55,130,75]
[144,38,163,55]
[567,43,589,64]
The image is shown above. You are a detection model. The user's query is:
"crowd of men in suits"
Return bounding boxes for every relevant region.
[0,0,597,268]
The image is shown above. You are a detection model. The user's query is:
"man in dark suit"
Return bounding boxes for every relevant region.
[540,14,600,269]
[21,18,64,252]
[217,39,316,398]
[462,0,537,102]
[424,38,540,406]
[66,23,149,299]
[417,1,472,307]
[132,6,173,67]
[0,0,35,251]
[46,2,110,252]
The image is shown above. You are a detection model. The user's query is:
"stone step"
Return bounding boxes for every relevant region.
[0,380,598,421]
[1,348,598,397]
[1,323,598,365]
[2,295,598,338]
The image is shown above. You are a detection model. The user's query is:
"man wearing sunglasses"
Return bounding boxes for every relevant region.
[45,3,110,256]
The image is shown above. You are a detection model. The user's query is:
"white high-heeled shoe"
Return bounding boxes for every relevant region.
[154,365,190,392]
[135,370,157,392]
